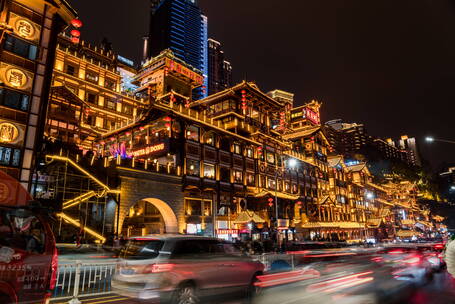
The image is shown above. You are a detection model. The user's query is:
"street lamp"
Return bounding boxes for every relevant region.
[425,136,455,144]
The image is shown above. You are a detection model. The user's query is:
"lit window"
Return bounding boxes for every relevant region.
[233,170,243,183]
[246,173,255,186]
[268,178,276,190]
[85,71,99,84]
[203,163,215,179]
[233,143,241,154]
[186,159,200,176]
[246,148,253,158]
[266,152,275,164]
[205,132,215,146]
[185,199,202,216]
[186,125,199,142]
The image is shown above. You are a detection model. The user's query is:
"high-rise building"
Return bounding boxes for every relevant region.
[0,0,76,190]
[208,38,232,95]
[148,0,208,99]
[396,135,422,167]
[323,119,367,156]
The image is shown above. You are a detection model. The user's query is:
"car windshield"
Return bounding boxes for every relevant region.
[120,239,164,260]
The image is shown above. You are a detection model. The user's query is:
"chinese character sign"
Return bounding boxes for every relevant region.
[0,123,19,143]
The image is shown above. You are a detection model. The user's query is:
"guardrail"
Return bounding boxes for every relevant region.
[52,261,116,303]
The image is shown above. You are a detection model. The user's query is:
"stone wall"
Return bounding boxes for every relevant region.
[115,168,186,233]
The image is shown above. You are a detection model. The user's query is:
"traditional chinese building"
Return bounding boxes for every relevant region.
[0,0,76,191]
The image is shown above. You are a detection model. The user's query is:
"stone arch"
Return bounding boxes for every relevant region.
[135,198,178,234]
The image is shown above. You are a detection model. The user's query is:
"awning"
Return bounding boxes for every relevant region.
[233,210,266,224]
[339,222,365,229]
[417,221,433,228]
[396,230,417,237]
[300,221,365,229]
[376,198,394,206]
[252,190,300,200]
[367,218,382,228]
[401,219,415,225]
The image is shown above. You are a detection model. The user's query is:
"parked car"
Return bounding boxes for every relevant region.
[0,205,58,304]
[112,235,264,304]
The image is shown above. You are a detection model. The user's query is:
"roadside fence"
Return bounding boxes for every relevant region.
[52,261,116,303]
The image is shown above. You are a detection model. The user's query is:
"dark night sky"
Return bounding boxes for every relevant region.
[71,0,455,170]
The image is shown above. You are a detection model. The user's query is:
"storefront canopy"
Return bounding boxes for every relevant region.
[233,210,266,224]
[396,230,418,237]
[252,190,300,200]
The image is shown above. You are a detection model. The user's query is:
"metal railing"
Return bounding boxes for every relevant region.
[52,261,116,303]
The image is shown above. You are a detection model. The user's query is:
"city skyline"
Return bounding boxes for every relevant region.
[70,0,455,169]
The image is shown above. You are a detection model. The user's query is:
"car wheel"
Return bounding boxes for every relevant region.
[171,283,199,304]
[243,275,261,304]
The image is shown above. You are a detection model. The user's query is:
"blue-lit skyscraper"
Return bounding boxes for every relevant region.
[149,0,208,99]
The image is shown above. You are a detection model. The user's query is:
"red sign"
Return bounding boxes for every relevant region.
[165,59,204,86]
[217,229,239,235]
[131,143,165,158]
[303,107,320,125]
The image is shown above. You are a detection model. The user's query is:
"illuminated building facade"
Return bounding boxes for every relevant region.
[0,0,76,191]
[37,46,436,242]
[148,0,208,99]
[45,34,146,149]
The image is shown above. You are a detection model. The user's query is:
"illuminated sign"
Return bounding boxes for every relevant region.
[117,55,134,67]
[0,122,19,144]
[131,143,166,158]
[8,13,40,42]
[303,107,320,125]
[6,68,27,88]
[165,58,204,85]
[217,229,239,235]
[0,63,33,91]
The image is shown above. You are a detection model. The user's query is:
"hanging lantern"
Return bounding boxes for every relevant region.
[268,197,274,203]
[70,19,83,28]
[71,37,80,44]
[100,141,105,145]
[110,137,115,142]
[70,29,80,37]
[164,122,171,128]
[163,116,172,122]
[139,126,145,131]
[268,202,274,207]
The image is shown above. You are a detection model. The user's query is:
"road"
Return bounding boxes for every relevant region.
[51,271,455,304]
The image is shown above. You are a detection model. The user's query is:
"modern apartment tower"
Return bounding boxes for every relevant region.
[208,38,232,95]
[148,0,208,99]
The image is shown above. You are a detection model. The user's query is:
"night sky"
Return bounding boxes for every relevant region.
[71,0,455,170]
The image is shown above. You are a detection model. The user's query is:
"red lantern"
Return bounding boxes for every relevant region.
[70,29,80,37]
[163,116,172,122]
[110,137,115,142]
[71,37,80,44]
[296,201,302,205]
[125,132,131,136]
[139,126,145,131]
[268,202,274,207]
[100,141,105,145]
[165,123,171,128]
[70,19,83,28]
[268,197,274,203]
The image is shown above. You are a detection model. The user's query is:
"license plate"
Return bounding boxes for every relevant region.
[120,268,135,275]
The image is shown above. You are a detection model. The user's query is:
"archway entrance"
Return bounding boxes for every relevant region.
[122,198,178,237]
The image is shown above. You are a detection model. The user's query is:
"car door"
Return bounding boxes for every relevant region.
[215,241,255,290]
[171,239,223,295]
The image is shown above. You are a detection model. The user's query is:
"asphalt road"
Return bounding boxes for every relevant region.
[50,271,455,304]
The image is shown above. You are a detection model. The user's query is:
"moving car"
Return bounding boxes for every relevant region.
[112,235,264,304]
[0,205,58,304]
